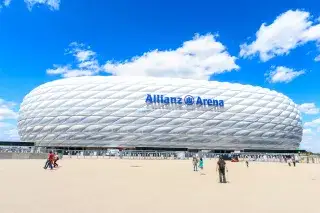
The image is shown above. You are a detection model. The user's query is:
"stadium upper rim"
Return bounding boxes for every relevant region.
[23,76,296,103]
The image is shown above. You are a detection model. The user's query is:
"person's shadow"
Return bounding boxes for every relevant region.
[217,181,231,184]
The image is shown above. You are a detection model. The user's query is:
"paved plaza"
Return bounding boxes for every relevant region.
[0,159,319,213]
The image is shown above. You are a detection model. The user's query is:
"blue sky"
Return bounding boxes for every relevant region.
[0,0,320,151]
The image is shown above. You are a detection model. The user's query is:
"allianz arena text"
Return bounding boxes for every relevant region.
[18,76,303,150]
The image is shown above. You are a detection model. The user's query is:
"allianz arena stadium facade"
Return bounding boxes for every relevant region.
[18,76,303,151]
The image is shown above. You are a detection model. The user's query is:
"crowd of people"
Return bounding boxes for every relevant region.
[41,150,318,182]
[190,154,302,183]
[0,146,32,153]
[237,154,300,163]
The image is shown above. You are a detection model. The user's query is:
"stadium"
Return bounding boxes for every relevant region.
[17,76,303,152]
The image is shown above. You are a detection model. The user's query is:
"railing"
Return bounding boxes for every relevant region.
[55,150,320,164]
[0,152,48,159]
[1,147,319,163]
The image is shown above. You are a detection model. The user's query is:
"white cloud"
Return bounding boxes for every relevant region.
[301,133,320,153]
[0,0,11,8]
[265,66,305,83]
[3,0,11,6]
[0,99,17,120]
[104,34,239,80]
[303,129,313,135]
[0,107,17,120]
[298,103,320,115]
[47,34,239,80]
[297,119,320,152]
[240,10,320,61]
[47,42,102,78]
[24,0,60,11]
[0,122,19,141]
[66,42,97,62]
[0,99,19,141]
[305,118,320,127]
[315,55,320,61]
[1,0,59,10]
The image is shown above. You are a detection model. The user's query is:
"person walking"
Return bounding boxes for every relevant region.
[292,156,296,167]
[192,156,199,171]
[288,157,292,167]
[216,156,228,183]
[245,159,249,168]
[53,153,60,168]
[44,151,54,170]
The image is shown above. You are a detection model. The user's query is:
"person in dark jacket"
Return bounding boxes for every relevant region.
[192,156,199,171]
[216,156,228,183]
[292,156,296,167]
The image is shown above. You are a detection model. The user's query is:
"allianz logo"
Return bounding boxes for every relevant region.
[145,94,224,107]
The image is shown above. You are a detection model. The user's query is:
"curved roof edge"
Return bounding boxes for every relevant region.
[24,76,299,108]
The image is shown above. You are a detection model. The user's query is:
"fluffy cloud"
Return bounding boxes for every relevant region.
[47,34,240,80]
[1,0,59,10]
[240,10,320,61]
[265,66,305,83]
[24,0,60,11]
[298,103,320,115]
[104,34,239,80]
[303,129,313,135]
[304,118,320,128]
[301,132,320,153]
[0,0,11,8]
[0,98,19,141]
[0,99,17,120]
[47,42,102,78]
[301,118,320,152]
[0,122,19,141]
[3,0,11,6]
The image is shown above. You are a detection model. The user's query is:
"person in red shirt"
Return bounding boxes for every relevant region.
[44,151,54,170]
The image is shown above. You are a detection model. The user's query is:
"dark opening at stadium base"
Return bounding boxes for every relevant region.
[0,141,34,147]
[242,149,306,154]
[36,146,306,154]
[131,147,306,154]
[0,141,306,154]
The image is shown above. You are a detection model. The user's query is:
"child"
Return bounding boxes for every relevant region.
[199,158,204,170]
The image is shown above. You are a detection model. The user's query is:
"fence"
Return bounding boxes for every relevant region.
[1,146,320,163]
[52,150,320,164]
[0,152,48,160]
